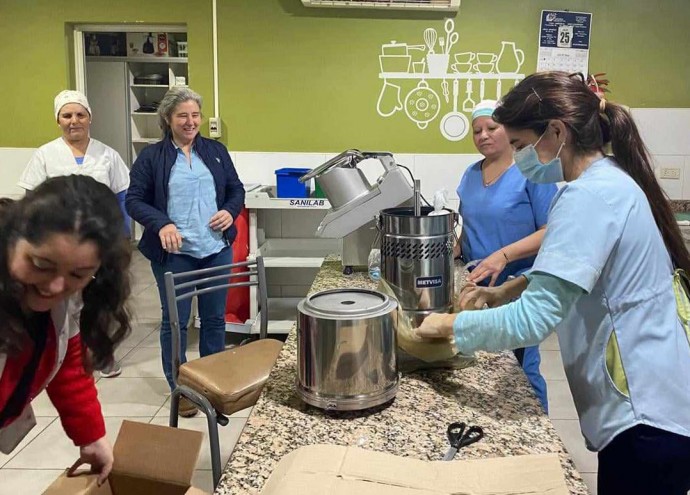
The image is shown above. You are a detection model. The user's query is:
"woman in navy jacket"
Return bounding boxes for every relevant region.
[126,87,244,417]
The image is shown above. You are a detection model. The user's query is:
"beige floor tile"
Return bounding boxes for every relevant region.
[540,332,560,351]
[546,379,579,420]
[138,326,199,348]
[0,417,57,468]
[30,391,59,417]
[580,472,598,494]
[96,377,169,417]
[192,469,214,493]
[149,416,246,470]
[539,350,567,381]
[119,346,200,378]
[4,417,151,469]
[119,320,158,348]
[551,419,598,473]
[0,469,65,495]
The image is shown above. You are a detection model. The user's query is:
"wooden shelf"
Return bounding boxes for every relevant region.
[379,72,525,80]
[86,56,188,63]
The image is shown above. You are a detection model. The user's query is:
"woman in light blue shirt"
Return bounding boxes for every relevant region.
[457,100,556,412]
[127,87,245,418]
[419,72,690,494]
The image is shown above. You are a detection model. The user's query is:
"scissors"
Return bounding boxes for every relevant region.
[443,422,484,461]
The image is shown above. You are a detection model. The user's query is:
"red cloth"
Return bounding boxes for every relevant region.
[0,321,105,447]
[225,207,250,323]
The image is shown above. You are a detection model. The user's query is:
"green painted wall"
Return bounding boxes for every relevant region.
[1,0,689,153]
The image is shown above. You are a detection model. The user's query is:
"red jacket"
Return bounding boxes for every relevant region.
[0,305,105,449]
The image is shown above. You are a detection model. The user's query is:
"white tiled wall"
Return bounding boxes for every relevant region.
[1,107,689,200]
[632,108,690,199]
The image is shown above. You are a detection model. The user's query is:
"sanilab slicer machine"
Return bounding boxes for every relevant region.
[299,150,414,274]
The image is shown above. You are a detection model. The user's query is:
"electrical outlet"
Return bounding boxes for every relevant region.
[209,117,221,139]
[660,167,681,180]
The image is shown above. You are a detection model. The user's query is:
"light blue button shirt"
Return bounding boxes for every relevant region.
[167,145,226,259]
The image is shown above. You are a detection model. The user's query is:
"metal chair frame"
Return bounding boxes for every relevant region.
[163,256,268,489]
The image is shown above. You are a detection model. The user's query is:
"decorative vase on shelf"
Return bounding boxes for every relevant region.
[495,41,524,74]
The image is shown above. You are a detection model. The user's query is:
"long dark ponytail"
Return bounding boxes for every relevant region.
[493,71,690,273]
[0,176,132,369]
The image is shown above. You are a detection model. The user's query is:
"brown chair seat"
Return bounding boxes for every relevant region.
[178,338,283,415]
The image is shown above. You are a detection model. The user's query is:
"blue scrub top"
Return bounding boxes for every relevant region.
[457,161,557,285]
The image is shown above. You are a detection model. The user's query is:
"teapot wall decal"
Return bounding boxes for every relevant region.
[495,41,525,74]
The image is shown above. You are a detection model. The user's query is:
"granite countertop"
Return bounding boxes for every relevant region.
[216,258,589,495]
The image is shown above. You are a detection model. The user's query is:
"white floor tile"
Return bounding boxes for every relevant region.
[96,377,169,417]
[4,417,151,469]
[546,379,578,420]
[540,332,560,351]
[0,469,65,495]
[30,391,59,417]
[191,469,214,493]
[119,320,158,348]
[0,417,56,468]
[551,419,598,473]
[149,416,246,470]
[539,350,567,381]
[119,346,200,379]
[580,472,598,494]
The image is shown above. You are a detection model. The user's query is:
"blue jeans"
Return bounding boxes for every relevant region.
[514,345,548,413]
[151,247,233,390]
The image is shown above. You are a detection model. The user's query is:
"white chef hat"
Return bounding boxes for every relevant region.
[54,90,92,121]
[471,99,498,121]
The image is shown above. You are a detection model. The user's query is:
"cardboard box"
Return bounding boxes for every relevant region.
[43,421,210,495]
[260,444,569,495]
[126,32,169,57]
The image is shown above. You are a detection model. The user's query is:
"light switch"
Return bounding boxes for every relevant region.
[209,117,221,139]
[660,167,681,180]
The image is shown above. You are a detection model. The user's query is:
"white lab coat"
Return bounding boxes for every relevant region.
[19,137,129,193]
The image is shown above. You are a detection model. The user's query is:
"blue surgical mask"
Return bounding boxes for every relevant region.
[514,131,565,183]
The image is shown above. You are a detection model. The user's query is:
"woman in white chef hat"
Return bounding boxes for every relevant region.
[18,89,130,378]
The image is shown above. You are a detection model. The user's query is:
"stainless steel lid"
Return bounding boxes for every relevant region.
[298,288,397,319]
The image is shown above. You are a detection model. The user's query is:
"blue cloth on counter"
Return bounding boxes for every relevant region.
[453,272,584,352]
[167,146,226,259]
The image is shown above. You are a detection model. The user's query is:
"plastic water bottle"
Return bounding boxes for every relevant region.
[368,249,381,282]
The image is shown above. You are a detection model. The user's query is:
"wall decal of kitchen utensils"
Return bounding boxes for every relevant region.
[377,18,526,142]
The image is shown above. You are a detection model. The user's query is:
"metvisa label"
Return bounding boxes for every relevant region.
[415,275,443,288]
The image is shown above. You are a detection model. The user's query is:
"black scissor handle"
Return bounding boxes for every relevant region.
[447,422,484,449]
[459,425,484,447]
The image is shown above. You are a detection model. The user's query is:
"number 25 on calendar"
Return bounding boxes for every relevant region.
[557,25,573,48]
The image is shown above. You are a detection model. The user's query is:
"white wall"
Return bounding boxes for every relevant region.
[632,108,690,200]
[1,107,689,201]
[0,148,34,199]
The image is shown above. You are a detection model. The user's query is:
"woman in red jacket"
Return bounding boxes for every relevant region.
[0,175,131,485]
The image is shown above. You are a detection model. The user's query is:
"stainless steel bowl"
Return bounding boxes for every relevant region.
[296,288,399,411]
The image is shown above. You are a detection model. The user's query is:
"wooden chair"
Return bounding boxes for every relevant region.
[163,257,283,488]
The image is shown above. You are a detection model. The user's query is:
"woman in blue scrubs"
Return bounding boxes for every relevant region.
[419,72,690,494]
[458,100,556,412]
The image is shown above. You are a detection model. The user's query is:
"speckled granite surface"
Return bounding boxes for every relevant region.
[215,257,588,495]
[670,200,690,213]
